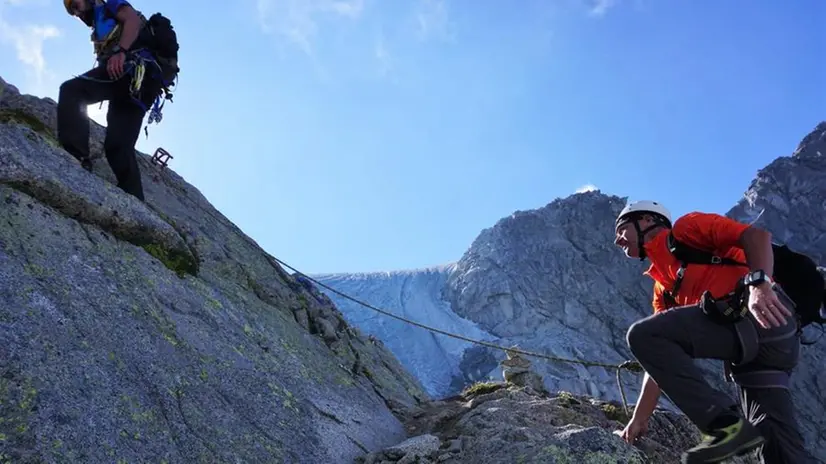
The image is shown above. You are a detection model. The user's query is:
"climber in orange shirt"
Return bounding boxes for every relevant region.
[612,200,818,464]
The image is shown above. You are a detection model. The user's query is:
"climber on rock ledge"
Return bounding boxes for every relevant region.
[57,0,179,202]
[613,200,822,464]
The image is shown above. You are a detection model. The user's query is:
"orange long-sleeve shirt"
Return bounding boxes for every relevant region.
[642,212,751,313]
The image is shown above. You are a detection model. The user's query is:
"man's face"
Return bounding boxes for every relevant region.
[69,0,90,16]
[614,215,655,258]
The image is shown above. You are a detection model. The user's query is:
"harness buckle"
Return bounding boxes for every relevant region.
[701,290,748,325]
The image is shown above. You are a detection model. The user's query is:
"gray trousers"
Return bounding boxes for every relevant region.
[626,286,817,464]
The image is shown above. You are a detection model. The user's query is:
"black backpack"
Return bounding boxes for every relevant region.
[137,12,180,129]
[140,13,180,86]
[664,231,826,329]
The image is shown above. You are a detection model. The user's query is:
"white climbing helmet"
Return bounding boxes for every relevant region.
[615,200,672,231]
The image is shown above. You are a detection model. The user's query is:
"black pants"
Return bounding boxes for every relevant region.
[627,286,817,463]
[57,62,161,201]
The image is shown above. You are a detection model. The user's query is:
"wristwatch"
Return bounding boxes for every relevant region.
[744,269,773,287]
[111,45,123,54]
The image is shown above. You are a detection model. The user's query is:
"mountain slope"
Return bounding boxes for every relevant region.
[315,122,826,459]
[0,76,428,463]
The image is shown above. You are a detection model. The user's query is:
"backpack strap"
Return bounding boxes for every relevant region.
[662,231,747,306]
[666,232,747,267]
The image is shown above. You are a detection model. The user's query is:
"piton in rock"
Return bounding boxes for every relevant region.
[315,121,826,460]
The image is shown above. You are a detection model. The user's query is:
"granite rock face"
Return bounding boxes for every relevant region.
[727,121,826,263]
[0,75,428,464]
[358,380,762,464]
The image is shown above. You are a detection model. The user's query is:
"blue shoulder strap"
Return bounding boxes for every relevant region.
[92,0,133,40]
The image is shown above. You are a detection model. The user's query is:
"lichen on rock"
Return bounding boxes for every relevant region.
[0,107,59,147]
[0,75,429,464]
[360,385,762,464]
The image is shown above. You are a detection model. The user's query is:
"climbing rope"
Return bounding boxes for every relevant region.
[143,197,646,417]
[268,255,644,416]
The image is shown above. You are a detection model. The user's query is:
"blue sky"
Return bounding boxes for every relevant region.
[0,0,823,274]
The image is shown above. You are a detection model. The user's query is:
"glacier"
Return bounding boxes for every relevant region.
[310,265,499,398]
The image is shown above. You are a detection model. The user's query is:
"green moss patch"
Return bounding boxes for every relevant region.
[0,375,39,463]
[0,108,58,147]
[556,391,580,406]
[600,403,630,425]
[461,381,505,398]
[141,243,199,278]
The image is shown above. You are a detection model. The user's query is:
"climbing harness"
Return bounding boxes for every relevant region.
[664,230,826,343]
[130,57,145,95]
[73,2,179,138]
[75,50,175,138]
[268,255,645,417]
[128,50,176,138]
[699,287,749,325]
[93,23,121,57]
[145,74,176,135]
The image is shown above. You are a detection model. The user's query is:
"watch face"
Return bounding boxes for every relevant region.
[747,270,765,285]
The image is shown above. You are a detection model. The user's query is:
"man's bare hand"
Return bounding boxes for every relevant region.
[748,282,793,329]
[618,416,649,444]
[107,52,126,79]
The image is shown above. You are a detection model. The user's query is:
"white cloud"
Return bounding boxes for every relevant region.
[0,18,60,90]
[4,0,45,5]
[575,184,599,193]
[256,0,364,56]
[374,30,392,76]
[327,0,363,17]
[414,0,453,42]
[587,0,620,16]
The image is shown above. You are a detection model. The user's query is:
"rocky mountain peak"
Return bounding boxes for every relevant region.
[727,121,826,263]
[793,121,826,159]
[444,189,646,339]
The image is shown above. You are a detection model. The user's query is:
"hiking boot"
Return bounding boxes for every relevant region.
[68,151,94,172]
[681,416,765,463]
